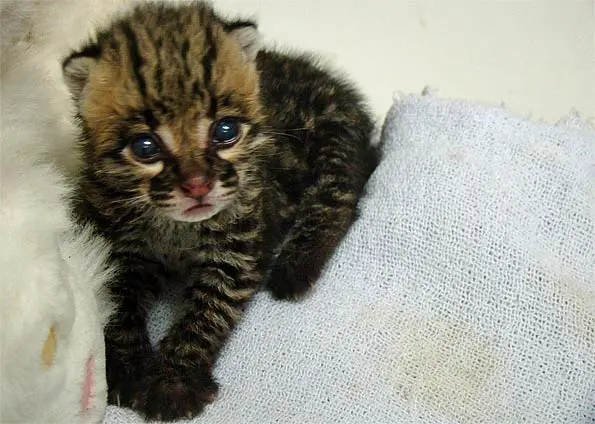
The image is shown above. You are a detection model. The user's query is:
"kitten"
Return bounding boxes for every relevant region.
[62,1,377,421]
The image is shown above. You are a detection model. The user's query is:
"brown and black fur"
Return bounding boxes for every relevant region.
[62,1,377,421]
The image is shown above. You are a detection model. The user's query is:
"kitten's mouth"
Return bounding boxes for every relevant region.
[171,186,231,222]
[183,203,214,217]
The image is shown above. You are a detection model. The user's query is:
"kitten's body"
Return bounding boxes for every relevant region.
[64,2,376,420]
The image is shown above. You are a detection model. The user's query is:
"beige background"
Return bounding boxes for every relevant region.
[214,0,594,123]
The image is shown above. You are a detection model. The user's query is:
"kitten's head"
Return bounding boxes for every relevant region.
[63,2,268,223]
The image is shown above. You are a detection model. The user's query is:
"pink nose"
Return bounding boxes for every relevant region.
[180,177,213,198]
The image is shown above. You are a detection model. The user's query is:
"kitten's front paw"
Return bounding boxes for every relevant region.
[132,364,219,421]
[106,350,149,408]
[267,255,319,301]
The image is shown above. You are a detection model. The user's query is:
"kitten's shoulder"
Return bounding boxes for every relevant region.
[255,49,358,93]
[255,49,372,129]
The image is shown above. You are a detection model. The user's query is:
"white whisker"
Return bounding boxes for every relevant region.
[261,131,303,141]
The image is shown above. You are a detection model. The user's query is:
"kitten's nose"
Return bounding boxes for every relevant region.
[180,177,213,198]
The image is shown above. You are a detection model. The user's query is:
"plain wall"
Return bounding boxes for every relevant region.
[214,0,595,123]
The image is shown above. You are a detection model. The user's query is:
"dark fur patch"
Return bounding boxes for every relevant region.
[120,22,147,98]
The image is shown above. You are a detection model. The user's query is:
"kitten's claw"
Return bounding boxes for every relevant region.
[106,350,149,408]
[107,372,140,408]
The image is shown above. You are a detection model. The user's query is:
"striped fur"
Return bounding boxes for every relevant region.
[63,1,377,421]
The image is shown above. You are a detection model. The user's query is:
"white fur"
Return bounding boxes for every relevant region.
[0,0,138,175]
[0,1,132,422]
[165,181,235,222]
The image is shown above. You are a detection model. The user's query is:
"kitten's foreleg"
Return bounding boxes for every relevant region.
[268,120,375,300]
[105,256,163,407]
[133,261,261,421]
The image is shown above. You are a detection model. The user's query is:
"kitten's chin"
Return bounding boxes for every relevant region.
[167,204,222,223]
[164,185,235,223]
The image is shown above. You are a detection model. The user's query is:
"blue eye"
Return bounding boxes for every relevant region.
[212,118,240,145]
[130,135,161,161]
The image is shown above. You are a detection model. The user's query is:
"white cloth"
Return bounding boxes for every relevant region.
[104,95,595,424]
[0,2,114,422]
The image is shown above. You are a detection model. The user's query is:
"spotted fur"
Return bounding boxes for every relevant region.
[63,1,377,420]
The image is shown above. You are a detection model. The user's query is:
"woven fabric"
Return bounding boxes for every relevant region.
[104,95,595,424]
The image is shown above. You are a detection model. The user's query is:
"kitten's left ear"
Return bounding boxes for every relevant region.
[61,45,100,102]
[223,20,262,61]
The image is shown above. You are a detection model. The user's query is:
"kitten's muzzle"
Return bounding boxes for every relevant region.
[180,177,213,199]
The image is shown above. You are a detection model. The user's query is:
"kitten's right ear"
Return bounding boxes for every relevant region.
[61,45,100,102]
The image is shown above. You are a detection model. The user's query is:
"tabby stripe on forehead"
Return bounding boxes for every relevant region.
[120,23,147,99]
[141,110,159,129]
[192,80,204,100]
[181,40,191,78]
[202,25,217,86]
[207,91,218,117]
[150,34,164,95]
[154,65,163,97]
[197,2,208,25]
[202,23,218,117]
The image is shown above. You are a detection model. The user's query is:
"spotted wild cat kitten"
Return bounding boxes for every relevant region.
[62,1,377,421]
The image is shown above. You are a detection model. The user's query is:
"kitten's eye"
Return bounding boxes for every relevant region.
[212,118,240,145]
[130,134,161,161]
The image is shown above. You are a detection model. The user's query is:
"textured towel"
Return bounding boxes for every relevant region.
[104,95,595,424]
